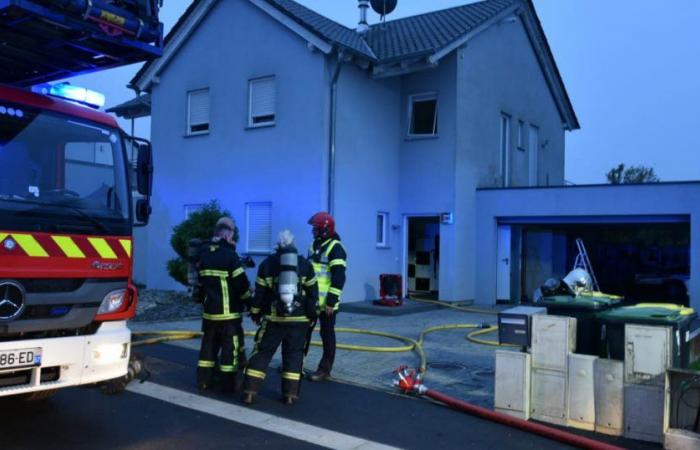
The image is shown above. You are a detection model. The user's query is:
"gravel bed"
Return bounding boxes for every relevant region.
[134,289,202,322]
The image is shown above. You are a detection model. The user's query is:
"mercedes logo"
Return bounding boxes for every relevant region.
[0,281,26,321]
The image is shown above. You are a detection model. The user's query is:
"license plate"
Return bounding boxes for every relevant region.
[0,348,42,370]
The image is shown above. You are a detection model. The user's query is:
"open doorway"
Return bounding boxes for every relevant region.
[405,216,440,299]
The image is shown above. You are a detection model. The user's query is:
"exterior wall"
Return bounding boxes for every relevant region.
[457,17,566,190]
[475,183,700,311]
[334,64,402,301]
[144,0,327,289]
[453,15,569,301]
[399,54,459,299]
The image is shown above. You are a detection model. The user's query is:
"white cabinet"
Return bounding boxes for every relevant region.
[531,315,576,372]
[495,350,531,420]
[624,383,665,443]
[531,368,567,426]
[567,354,597,431]
[594,359,624,436]
[625,324,672,386]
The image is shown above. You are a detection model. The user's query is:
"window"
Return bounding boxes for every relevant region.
[187,89,210,135]
[528,124,539,187]
[517,120,526,150]
[376,212,389,248]
[500,113,511,187]
[246,202,272,253]
[249,76,276,127]
[184,204,205,219]
[408,93,438,136]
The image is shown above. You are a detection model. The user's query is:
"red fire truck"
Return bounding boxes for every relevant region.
[0,0,160,399]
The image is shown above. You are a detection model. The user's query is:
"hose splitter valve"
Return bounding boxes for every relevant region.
[393,365,427,395]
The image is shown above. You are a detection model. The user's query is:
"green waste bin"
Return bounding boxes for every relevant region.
[599,303,698,368]
[541,293,622,356]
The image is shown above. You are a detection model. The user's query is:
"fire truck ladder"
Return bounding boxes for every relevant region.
[573,238,600,292]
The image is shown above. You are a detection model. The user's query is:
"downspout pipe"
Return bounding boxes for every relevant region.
[327,52,344,215]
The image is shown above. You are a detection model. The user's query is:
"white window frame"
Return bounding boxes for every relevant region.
[528,124,540,187]
[186,88,210,136]
[376,211,390,248]
[407,92,438,137]
[184,203,205,220]
[245,202,273,254]
[248,76,276,128]
[517,120,526,151]
[500,113,511,187]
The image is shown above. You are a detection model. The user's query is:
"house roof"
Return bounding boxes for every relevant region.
[106,94,151,119]
[268,0,517,63]
[130,0,578,129]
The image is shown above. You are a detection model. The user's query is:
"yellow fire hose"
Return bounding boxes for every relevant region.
[132,321,512,377]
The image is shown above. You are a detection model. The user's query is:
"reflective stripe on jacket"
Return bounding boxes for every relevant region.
[198,240,250,321]
[308,238,346,310]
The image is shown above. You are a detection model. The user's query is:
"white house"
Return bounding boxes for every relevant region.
[123,0,698,309]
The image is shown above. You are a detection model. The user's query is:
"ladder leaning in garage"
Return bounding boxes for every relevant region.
[573,238,600,292]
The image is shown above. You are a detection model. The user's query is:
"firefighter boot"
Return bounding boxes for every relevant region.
[308,370,330,382]
[242,392,255,405]
[242,372,263,405]
[197,367,214,391]
[282,376,300,405]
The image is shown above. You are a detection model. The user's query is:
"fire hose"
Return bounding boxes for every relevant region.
[393,367,624,450]
[130,299,624,449]
[130,323,619,449]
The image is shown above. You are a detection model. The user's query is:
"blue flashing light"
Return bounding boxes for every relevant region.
[33,83,106,109]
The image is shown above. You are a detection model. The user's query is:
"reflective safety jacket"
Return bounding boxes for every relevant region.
[308,234,346,310]
[251,249,319,323]
[198,238,251,321]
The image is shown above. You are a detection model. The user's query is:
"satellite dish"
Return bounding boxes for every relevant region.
[370,0,397,18]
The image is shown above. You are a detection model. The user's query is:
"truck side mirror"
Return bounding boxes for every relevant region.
[135,198,151,225]
[135,139,153,196]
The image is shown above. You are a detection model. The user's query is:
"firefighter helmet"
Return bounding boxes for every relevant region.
[215,216,236,232]
[308,212,335,239]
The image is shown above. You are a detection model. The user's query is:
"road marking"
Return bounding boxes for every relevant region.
[128,381,401,450]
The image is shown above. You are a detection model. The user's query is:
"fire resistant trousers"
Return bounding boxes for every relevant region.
[197,319,241,389]
[317,311,337,374]
[243,320,308,399]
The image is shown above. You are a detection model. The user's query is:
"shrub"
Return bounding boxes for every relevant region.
[166,200,238,286]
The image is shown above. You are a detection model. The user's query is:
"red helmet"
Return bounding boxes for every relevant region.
[308,212,335,239]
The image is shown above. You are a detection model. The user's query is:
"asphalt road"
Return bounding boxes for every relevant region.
[0,343,657,450]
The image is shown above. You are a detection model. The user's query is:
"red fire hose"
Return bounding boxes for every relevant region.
[393,367,624,450]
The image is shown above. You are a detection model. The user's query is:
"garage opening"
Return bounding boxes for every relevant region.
[406,216,440,299]
[512,221,690,305]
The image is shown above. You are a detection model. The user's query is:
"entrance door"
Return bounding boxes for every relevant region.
[497,225,511,302]
[405,216,440,299]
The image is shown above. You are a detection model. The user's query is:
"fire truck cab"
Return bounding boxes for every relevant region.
[0,0,160,398]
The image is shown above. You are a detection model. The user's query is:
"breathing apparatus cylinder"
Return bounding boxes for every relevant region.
[187,238,203,299]
[278,250,299,314]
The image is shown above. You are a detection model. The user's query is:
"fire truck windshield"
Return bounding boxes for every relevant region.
[0,104,130,235]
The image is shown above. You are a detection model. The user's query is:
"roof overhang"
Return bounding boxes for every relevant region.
[248,0,333,55]
[517,0,579,130]
[131,0,217,93]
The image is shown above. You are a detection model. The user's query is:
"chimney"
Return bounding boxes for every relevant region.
[357,0,370,33]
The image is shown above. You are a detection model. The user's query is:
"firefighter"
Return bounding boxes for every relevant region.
[196,216,251,392]
[306,212,347,382]
[242,230,318,405]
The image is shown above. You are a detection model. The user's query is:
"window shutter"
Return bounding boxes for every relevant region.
[188,89,209,128]
[246,202,272,253]
[250,77,276,122]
